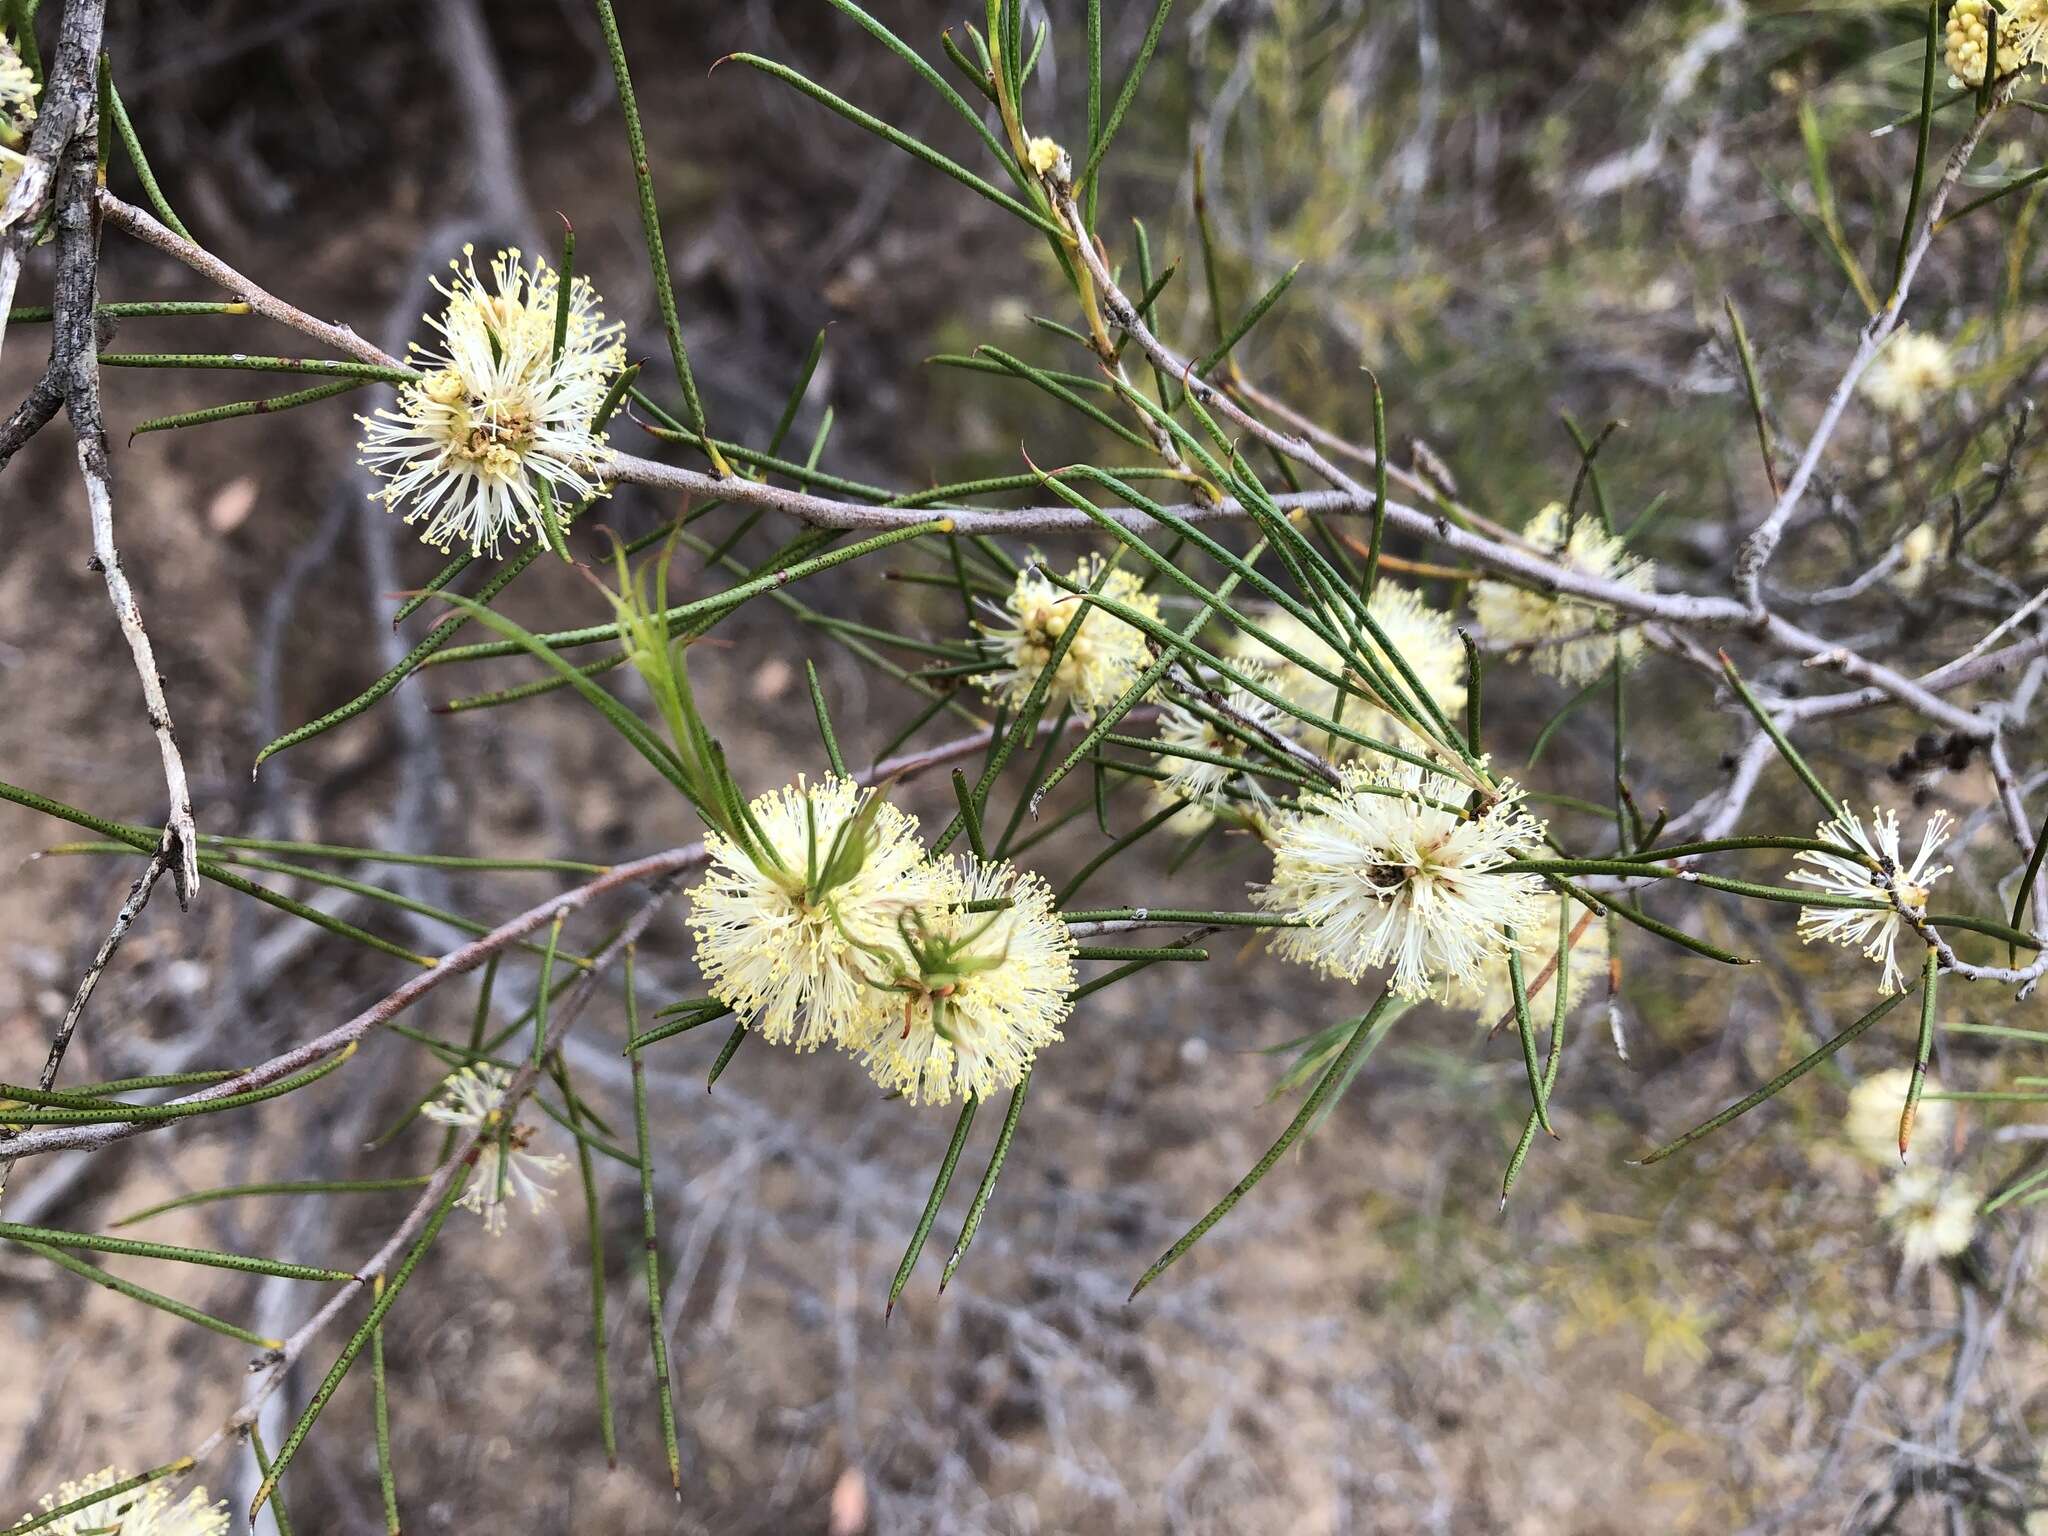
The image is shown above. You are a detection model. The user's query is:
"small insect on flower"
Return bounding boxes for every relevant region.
[1859,329,1956,424]
[1879,1166,1980,1267]
[1229,582,1466,756]
[1447,892,1606,1027]
[688,776,940,1051]
[1256,758,1547,1000]
[422,1064,570,1236]
[1148,663,1296,832]
[978,556,1161,720]
[16,1468,228,1536]
[848,858,1076,1106]
[0,31,34,145]
[358,244,625,558]
[1789,805,1953,996]
[1472,502,1656,686]
[1844,1066,1954,1166]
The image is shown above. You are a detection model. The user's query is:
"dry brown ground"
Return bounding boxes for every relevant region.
[2,4,2041,1533]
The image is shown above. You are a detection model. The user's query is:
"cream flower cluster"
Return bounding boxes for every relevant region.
[1890,521,1942,593]
[1255,758,1548,1000]
[1845,1068,1979,1266]
[0,30,37,207]
[1789,804,1952,995]
[1880,1167,1980,1266]
[422,1063,571,1235]
[689,776,940,1050]
[1148,663,1295,832]
[1860,329,1956,423]
[1025,136,1070,181]
[850,857,1075,1105]
[1945,0,2048,87]
[687,776,1075,1105]
[16,1468,227,1536]
[359,245,625,558]
[1229,582,1466,756]
[1473,502,1655,685]
[979,557,1161,719]
[1845,1066,1954,1166]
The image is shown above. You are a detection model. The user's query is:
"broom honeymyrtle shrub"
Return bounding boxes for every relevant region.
[4,0,2048,1519]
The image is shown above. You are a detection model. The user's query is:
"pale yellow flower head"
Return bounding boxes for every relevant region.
[358,244,625,557]
[1890,521,1942,594]
[1945,0,2048,87]
[421,1063,569,1235]
[1844,1066,1954,1166]
[688,776,941,1051]
[979,556,1160,719]
[1860,329,1955,423]
[1229,582,1466,757]
[1879,1166,1980,1266]
[1473,502,1655,685]
[848,857,1076,1106]
[1446,892,1606,1026]
[16,1469,228,1536]
[1025,136,1069,179]
[1256,757,1547,1000]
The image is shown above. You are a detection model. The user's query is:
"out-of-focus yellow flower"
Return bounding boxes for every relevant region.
[1230,582,1466,756]
[1447,893,1606,1026]
[1860,329,1955,423]
[1844,1066,1954,1165]
[1473,503,1655,686]
[1879,1166,1980,1266]
[0,31,35,146]
[15,1469,227,1536]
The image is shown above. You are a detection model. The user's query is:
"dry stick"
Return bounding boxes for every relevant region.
[0,846,169,1211]
[1045,186,2001,739]
[94,173,2042,862]
[87,195,2019,737]
[0,844,694,1171]
[0,0,72,371]
[96,192,401,370]
[1733,101,1999,614]
[208,877,684,1486]
[0,2,201,1207]
[0,715,1073,1167]
[13,16,200,906]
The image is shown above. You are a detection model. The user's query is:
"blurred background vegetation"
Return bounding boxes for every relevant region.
[5,1,2048,1531]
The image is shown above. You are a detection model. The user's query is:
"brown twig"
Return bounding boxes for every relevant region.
[0,711,1087,1166]
[200,874,683,1482]
[6,4,199,904]
[1733,101,2001,613]
[0,844,171,1211]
